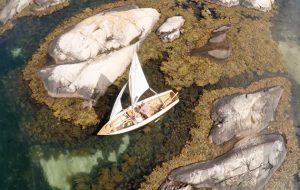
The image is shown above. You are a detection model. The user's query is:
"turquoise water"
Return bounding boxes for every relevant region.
[0,1,195,190]
[0,0,300,189]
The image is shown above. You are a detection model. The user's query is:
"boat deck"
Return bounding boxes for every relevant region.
[98,90,178,135]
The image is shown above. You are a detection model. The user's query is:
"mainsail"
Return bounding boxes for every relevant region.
[110,83,127,120]
[128,51,150,106]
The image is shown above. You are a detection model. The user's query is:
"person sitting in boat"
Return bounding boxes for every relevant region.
[135,102,151,118]
[135,113,144,123]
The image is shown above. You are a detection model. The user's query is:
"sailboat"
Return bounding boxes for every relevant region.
[97,51,179,135]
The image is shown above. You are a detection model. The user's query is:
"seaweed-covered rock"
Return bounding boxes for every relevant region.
[160,134,287,190]
[213,25,231,33]
[209,0,274,12]
[209,33,226,43]
[210,86,283,145]
[156,16,185,42]
[48,7,160,64]
[0,0,33,24]
[38,44,137,100]
[191,25,231,60]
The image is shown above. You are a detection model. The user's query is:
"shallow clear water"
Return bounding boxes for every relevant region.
[0,0,300,189]
[271,0,300,141]
[0,1,195,190]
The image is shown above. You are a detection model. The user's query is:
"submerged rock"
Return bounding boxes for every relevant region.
[191,25,230,60]
[49,7,160,64]
[209,0,274,12]
[38,44,137,100]
[160,134,287,190]
[156,16,185,42]
[210,86,283,145]
[31,135,130,190]
[209,33,226,43]
[208,49,230,59]
[213,25,231,33]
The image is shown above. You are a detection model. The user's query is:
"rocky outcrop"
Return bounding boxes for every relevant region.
[0,0,67,24]
[191,25,230,60]
[38,44,137,100]
[207,49,230,59]
[38,7,160,101]
[48,7,160,64]
[0,0,32,24]
[160,134,287,190]
[156,16,185,42]
[33,0,67,11]
[209,0,275,12]
[210,86,283,145]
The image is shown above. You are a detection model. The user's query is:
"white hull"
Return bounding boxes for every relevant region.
[97,90,179,135]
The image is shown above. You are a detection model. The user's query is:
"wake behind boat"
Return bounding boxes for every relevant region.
[97,51,179,135]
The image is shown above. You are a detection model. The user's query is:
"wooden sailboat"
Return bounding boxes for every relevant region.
[97,51,179,135]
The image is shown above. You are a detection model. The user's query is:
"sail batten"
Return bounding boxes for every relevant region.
[110,83,127,120]
[129,52,150,107]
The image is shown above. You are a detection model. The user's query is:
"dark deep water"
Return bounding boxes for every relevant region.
[0,0,300,189]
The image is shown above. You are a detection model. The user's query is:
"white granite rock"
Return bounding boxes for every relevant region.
[48,7,160,64]
[38,44,138,100]
[37,7,160,102]
[157,16,185,42]
[34,0,67,11]
[0,0,33,24]
[209,0,274,11]
[241,0,274,12]
[160,134,287,190]
[0,0,67,24]
[210,0,239,7]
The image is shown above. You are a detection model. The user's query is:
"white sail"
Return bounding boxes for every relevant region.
[129,51,150,106]
[110,83,127,120]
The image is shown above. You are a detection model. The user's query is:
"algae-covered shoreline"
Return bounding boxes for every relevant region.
[23,0,286,128]
[20,0,300,189]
